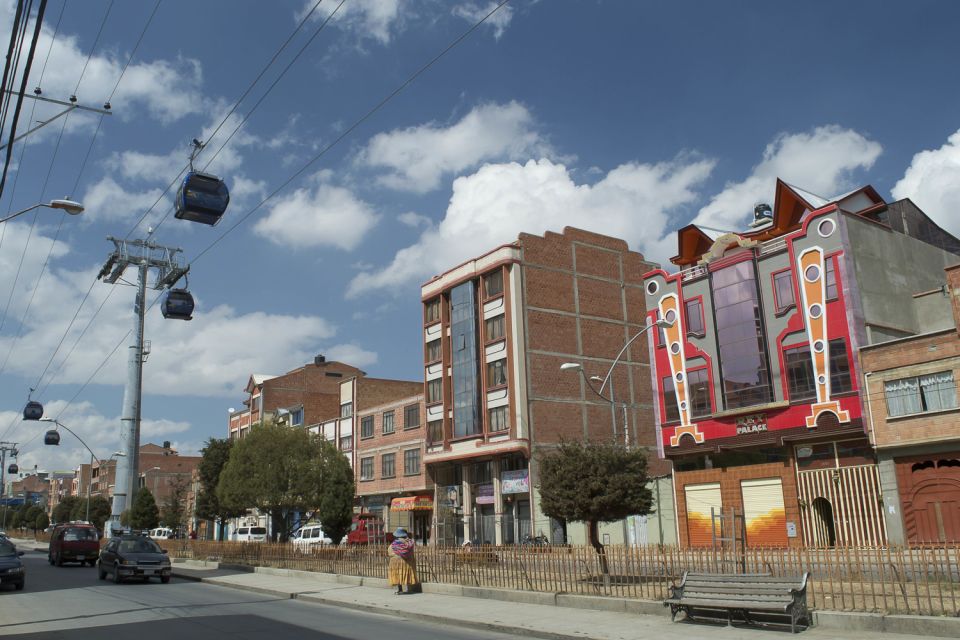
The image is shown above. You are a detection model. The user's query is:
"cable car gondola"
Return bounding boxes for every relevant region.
[174,171,229,226]
[162,288,195,321]
[44,430,60,446]
[23,400,43,421]
[7,463,17,474]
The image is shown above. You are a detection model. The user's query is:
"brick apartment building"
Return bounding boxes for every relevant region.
[228,357,365,440]
[860,264,960,544]
[421,227,663,546]
[643,179,960,548]
[91,442,199,516]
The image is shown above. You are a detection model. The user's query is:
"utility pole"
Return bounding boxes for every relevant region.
[97,236,188,535]
[0,442,18,529]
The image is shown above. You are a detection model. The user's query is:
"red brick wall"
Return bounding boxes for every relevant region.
[355,395,430,498]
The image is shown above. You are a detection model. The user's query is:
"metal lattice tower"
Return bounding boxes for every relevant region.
[97,236,189,534]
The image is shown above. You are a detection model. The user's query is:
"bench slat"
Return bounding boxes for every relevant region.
[683,582,803,593]
[665,597,792,612]
[683,592,792,603]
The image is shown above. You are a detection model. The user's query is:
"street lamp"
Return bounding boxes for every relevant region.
[0,198,84,224]
[560,318,673,445]
[40,418,125,522]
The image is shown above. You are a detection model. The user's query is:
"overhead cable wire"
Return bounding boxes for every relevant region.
[22,0,329,408]
[0,0,29,176]
[37,0,513,426]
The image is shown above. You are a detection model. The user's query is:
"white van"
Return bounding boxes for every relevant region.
[233,525,268,542]
[291,524,331,547]
[149,527,174,540]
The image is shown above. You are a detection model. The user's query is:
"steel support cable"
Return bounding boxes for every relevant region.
[20,0,329,407]
[150,0,344,237]
[32,0,513,427]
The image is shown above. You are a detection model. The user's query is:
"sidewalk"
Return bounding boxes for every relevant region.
[170,562,960,640]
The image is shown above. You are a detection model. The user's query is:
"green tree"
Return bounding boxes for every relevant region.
[53,496,82,524]
[71,496,111,532]
[10,511,21,529]
[196,437,244,540]
[537,440,652,576]
[129,488,160,530]
[25,505,43,533]
[35,511,49,531]
[314,439,355,544]
[217,423,326,542]
[161,478,189,529]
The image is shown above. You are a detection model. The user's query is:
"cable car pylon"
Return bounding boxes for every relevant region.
[96,235,190,536]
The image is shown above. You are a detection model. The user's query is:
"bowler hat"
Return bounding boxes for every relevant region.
[393,527,409,538]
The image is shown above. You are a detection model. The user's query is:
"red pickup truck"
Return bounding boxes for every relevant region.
[345,514,393,545]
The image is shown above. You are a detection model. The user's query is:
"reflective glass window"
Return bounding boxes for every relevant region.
[451,281,481,437]
[773,270,795,313]
[688,368,712,418]
[784,344,817,402]
[360,416,374,438]
[825,258,838,300]
[662,376,680,422]
[685,299,704,336]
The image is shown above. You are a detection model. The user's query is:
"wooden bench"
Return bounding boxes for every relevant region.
[664,571,811,633]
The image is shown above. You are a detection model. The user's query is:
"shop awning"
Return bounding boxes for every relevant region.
[390,495,433,511]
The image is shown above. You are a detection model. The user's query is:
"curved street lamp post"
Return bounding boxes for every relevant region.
[0,199,84,224]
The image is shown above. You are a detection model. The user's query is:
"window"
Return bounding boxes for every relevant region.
[404,404,420,429]
[360,457,374,480]
[382,411,395,434]
[360,416,374,439]
[685,299,704,336]
[784,339,853,402]
[428,420,443,444]
[825,258,838,300]
[290,408,303,426]
[710,260,773,409]
[488,406,509,432]
[451,281,481,437]
[426,339,441,362]
[662,376,680,423]
[688,368,712,418]
[885,371,958,417]
[340,402,353,418]
[773,270,795,313]
[427,378,442,404]
[487,359,507,387]
[404,448,421,475]
[485,315,505,341]
[339,434,353,452]
[484,270,503,297]
[381,453,396,478]
[425,298,441,323]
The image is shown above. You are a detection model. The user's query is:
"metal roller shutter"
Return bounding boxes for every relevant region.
[684,482,721,547]
[741,477,788,547]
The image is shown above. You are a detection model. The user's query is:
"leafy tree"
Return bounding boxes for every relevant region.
[161,478,189,529]
[35,511,49,531]
[314,440,355,544]
[196,437,244,540]
[53,496,82,524]
[71,496,111,532]
[129,488,160,530]
[217,423,327,542]
[537,440,652,576]
[10,511,21,529]
[25,505,43,533]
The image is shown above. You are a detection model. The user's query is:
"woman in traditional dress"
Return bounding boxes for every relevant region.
[387,527,418,594]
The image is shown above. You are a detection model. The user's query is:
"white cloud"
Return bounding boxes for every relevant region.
[397,211,432,228]
[693,125,882,233]
[891,129,960,236]
[453,1,514,39]
[324,343,378,368]
[300,0,405,45]
[253,177,380,250]
[348,156,714,296]
[81,176,168,223]
[357,101,548,193]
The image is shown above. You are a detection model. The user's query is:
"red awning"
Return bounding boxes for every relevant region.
[390,495,433,511]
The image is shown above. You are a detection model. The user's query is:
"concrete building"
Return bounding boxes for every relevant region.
[643,180,960,548]
[91,442,199,513]
[860,264,960,543]
[422,227,667,546]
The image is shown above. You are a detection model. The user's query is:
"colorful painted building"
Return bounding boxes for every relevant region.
[643,180,960,548]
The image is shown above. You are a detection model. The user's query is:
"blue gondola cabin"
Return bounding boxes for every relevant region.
[175,172,229,226]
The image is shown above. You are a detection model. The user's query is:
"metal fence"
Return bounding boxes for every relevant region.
[159,541,960,617]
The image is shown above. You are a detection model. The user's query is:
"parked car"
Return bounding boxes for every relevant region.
[48,522,100,567]
[232,526,267,542]
[291,524,332,547]
[0,537,25,591]
[346,513,392,545]
[97,534,171,584]
[148,527,174,540]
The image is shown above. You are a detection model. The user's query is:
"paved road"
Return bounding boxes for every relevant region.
[0,549,516,639]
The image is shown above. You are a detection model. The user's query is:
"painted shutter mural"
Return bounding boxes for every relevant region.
[741,477,788,547]
[684,482,721,547]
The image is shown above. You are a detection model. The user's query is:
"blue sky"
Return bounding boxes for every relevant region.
[2,0,960,474]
